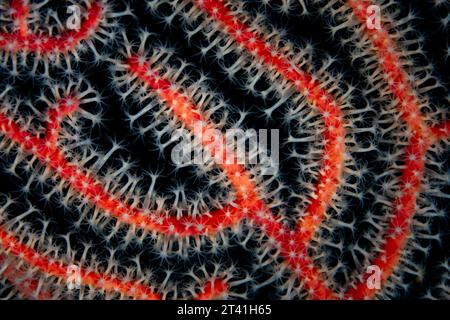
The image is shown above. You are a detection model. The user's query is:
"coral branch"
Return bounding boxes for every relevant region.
[343,0,449,299]
[346,131,429,299]
[430,120,450,143]
[0,97,248,237]
[188,0,347,299]
[193,0,346,242]
[10,0,30,38]
[126,56,261,206]
[0,0,103,55]
[0,227,161,299]
[123,47,336,299]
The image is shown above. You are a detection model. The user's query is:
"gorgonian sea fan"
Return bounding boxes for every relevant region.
[0,0,448,300]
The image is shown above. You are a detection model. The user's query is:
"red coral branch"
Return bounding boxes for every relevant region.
[124,50,337,299]
[0,228,161,299]
[187,0,449,299]
[0,0,103,55]
[193,0,346,243]
[342,0,449,299]
[0,97,248,237]
[10,0,30,38]
[190,0,346,299]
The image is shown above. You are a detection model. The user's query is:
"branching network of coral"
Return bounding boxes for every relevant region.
[0,0,448,300]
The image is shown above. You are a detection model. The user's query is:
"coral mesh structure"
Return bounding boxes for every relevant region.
[0,0,448,300]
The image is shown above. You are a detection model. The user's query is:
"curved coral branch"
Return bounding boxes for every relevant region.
[193,0,346,245]
[121,44,336,299]
[186,0,346,299]
[0,0,103,55]
[0,106,252,237]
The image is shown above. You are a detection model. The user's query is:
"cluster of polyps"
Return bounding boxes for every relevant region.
[0,0,449,299]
